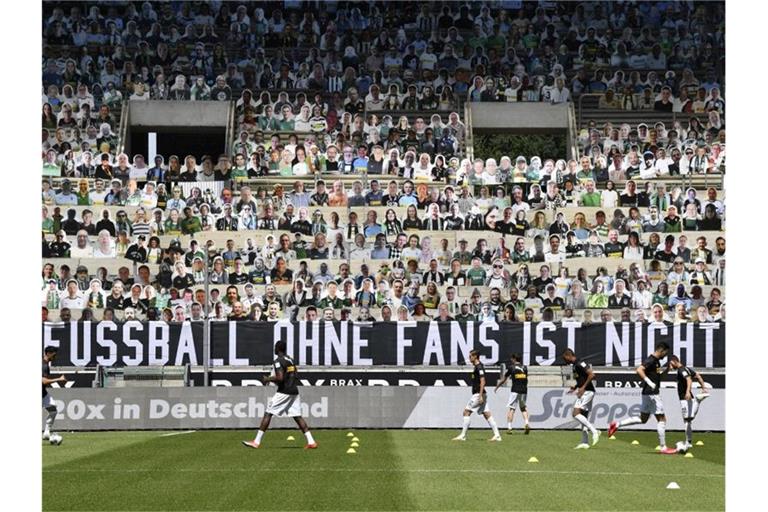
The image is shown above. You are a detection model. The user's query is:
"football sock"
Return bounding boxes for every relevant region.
[574,414,597,435]
[618,416,642,428]
[45,406,57,432]
[507,421,513,430]
[487,416,500,437]
[581,427,589,445]
[255,430,265,444]
[685,421,693,444]
[657,421,666,448]
[460,416,471,437]
[305,431,315,444]
[692,399,700,418]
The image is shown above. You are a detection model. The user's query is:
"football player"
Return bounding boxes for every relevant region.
[453,350,502,442]
[608,342,677,454]
[242,341,317,449]
[494,353,530,434]
[42,346,66,442]
[562,349,600,449]
[668,355,710,450]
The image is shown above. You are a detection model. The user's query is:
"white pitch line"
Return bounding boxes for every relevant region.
[158,430,196,437]
[43,467,724,478]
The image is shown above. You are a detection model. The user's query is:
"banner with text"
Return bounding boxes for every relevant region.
[42,321,204,367]
[43,321,725,368]
[210,321,725,368]
[47,387,725,431]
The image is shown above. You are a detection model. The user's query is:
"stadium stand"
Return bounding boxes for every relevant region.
[41,1,725,325]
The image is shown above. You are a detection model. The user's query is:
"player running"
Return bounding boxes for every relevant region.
[494,353,530,435]
[42,346,66,443]
[242,341,317,450]
[562,349,600,448]
[453,350,502,442]
[608,342,677,454]
[668,355,710,450]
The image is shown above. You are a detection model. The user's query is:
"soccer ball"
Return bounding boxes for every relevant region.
[675,441,688,454]
[49,434,63,446]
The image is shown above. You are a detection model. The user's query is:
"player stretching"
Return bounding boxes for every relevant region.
[494,353,530,435]
[668,355,710,450]
[608,342,677,454]
[453,350,502,442]
[42,346,66,442]
[242,341,317,449]
[562,349,600,448]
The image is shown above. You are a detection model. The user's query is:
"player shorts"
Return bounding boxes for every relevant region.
[573,390,595,410]
[679,399,699,420]
[465,393,489,414]
[266,392,302,417]
[640,394,665,415]
[42,394,54,408]
[507,392,527,411]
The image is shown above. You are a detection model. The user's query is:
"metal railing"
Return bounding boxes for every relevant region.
[567,102,580,162]
[224,99,236,156]
[463,100,474,162]
[116,100,130,156]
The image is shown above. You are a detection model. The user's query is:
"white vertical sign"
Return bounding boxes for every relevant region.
[147,132,157,163]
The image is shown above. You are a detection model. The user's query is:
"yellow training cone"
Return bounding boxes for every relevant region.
[352,437,360,442]
[655,445,661,451]
[286,435,295,441]
[684,452,694,458]
[528,457,539,463]
[695,441,704,446]
[346,448,357,454]
[609,435,617,440]
[631,440,640,445]
[350,442,359,448]
[346,432,354,437]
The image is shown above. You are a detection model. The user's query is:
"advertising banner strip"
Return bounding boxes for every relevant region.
[48,368,725,389]
[47,387,724,431]
[43,321,725,368]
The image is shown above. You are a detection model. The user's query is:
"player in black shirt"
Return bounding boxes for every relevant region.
[494,353,530,435]
[608,342,676,454]
[562,349,600,448]
[42,346,66,443]
[242,341,317,450]
[452,350,501,442]
[668,355,710,450]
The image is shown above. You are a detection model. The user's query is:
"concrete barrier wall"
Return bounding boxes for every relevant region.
[469,103,570,131]
[129,100,229,128]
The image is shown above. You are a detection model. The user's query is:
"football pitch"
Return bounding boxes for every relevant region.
[43,429,724,511]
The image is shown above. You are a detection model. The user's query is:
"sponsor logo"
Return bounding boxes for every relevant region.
[529,389,645,425]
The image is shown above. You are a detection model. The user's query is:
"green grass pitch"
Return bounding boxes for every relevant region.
[43,429,724,511]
